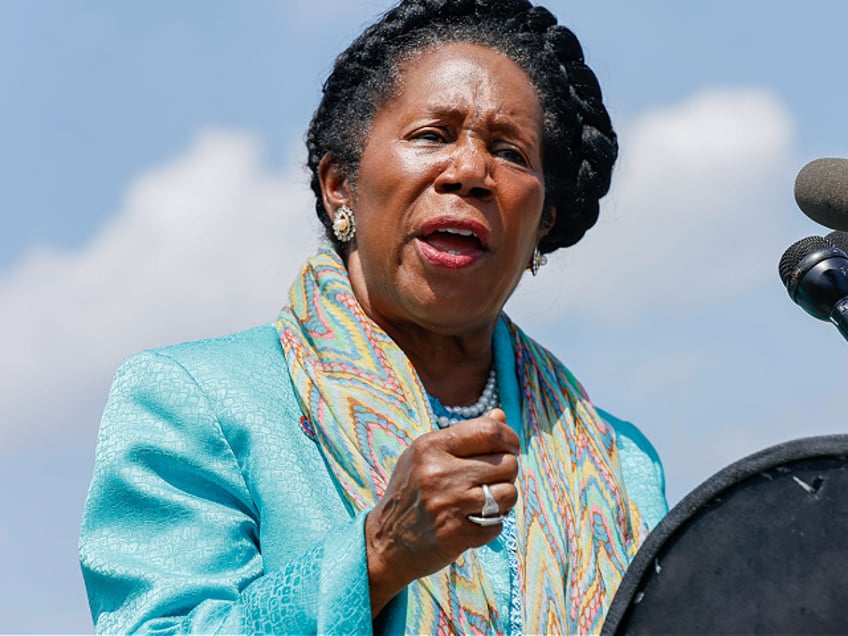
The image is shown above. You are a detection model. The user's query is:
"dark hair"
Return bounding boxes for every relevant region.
[306,0,617,255]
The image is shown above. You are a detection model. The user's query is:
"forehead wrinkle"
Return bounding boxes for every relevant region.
[399,48,489,108]
[389,43,543,145]
[415,94,540,133]
[417,80,485,119]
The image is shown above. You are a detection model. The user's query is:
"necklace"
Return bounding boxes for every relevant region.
[432,366,499,429]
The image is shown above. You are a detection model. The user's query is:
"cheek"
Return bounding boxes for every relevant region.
[506,182,547,243]
[358,153,427,217]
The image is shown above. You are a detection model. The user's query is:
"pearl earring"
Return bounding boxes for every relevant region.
[332,205,355,243]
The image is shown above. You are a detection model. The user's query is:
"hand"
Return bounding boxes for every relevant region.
[365,408,519,615]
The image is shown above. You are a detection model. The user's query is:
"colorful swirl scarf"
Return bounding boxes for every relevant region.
[275,247,645,634]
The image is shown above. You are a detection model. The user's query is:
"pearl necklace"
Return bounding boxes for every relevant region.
[433,367,499,429]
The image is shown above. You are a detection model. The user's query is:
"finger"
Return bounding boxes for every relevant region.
[455,451,519,484]
[464,482,519,534]
[467,481,518,516]
[487,407,506,424]
[407,453,516,507]
[439,415,520,458]
[464,515,507,541]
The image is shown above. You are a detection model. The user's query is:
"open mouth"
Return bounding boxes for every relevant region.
[416,221,489,269]
[420,227,485,255]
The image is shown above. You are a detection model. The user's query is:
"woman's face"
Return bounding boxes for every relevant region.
[336,42,550,339]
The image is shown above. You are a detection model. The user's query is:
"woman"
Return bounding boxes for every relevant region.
[80,0,667,633]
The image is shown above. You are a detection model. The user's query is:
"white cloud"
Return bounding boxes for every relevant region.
[507,87,796,327]
[0,131,320,454]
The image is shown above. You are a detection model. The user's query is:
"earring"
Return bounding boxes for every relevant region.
[530,247,547,276]
[332,205,355,243]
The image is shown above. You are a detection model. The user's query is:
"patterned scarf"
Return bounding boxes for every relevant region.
[275,247,646,634]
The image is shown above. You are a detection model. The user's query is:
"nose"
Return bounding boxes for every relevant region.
[434,137,494,199]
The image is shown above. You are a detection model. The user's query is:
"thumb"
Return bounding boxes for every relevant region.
[486,407,507,424]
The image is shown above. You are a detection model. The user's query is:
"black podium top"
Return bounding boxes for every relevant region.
[603,434,848,635]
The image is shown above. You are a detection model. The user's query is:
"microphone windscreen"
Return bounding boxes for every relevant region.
[778,235,831,287]
[825,230,848,254]
[794,158,848,230]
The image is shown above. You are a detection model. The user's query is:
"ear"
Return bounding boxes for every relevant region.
[537,204,556,242]
[318,153,353,221]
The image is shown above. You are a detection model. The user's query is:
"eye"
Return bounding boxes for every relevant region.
[493,145,529,167]
[411,128,448,143]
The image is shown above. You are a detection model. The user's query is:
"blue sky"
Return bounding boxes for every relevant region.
[3,2,848,632]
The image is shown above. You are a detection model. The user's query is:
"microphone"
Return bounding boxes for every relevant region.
[794,158,848,231]
[778,235,848,342]
[825,229,848,254]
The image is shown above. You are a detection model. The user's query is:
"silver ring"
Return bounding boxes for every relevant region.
[467,484,504,525]
[468,513,505,527]
[481,483,499,517]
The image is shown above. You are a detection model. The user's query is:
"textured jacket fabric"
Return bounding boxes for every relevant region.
[80,322,666,634]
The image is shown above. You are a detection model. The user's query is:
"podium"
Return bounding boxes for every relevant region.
[603,435,848,635]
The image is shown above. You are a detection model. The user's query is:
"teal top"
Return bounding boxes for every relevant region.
[79,322,667,634]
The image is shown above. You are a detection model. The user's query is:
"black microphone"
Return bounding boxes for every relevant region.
[778,235,848,342]
[825,229,848,254]
[794,158,848,231]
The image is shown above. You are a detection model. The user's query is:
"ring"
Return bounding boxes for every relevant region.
[467,513,505,526]
[467,484,505,526]
[481,483,500,517]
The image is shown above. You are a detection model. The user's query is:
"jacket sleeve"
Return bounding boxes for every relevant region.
[79,351,394,635]
[596,407,668,531]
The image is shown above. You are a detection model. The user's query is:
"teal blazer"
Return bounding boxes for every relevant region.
[80,322,666,634]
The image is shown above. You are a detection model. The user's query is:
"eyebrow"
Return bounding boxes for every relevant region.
[416,104,542,144]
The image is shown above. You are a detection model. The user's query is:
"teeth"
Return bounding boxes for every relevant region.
[446,250,463,255]
[441,228,474,237]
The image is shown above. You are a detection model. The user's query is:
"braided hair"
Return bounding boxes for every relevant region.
[306,0,617,255]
